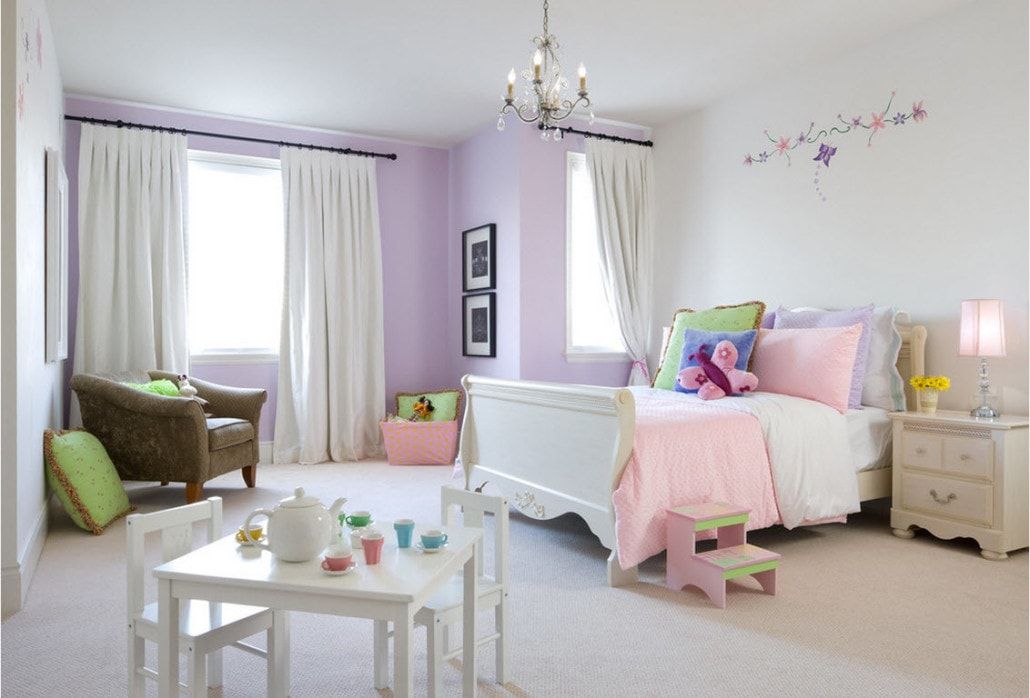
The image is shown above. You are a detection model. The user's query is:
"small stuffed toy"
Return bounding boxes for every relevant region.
[677,341,758,401]
[177,374,198,398]
[410,395,435,421]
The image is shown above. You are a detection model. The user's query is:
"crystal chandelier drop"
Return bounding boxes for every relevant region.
[497,0,593,141]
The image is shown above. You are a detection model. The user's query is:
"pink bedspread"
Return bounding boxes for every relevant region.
[612,395,781,568]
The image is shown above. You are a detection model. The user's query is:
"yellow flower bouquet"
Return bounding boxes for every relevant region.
[909,375,951,392]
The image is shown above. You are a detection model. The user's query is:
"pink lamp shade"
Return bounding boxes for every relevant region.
[959,299,1006,357]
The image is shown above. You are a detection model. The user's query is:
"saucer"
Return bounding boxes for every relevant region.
[321,562,357,576]
[346,520,375,529]
[415,542,449,554]
[235,534,265,546]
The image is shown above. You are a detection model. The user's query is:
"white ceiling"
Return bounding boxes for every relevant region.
[46,0,972,147]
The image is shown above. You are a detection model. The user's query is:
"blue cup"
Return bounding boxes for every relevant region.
[394,519,415,548]
[420,530,448,549]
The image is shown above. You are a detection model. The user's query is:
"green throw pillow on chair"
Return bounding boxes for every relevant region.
[44,429,134,535]
[123,379,181,397]
[396,390,464,422]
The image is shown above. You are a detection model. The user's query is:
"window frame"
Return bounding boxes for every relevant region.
[186,149,283,366]
[564,151,628,363]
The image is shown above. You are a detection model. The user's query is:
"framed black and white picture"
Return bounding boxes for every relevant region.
[462,292,496,357]
[462,223,496,292]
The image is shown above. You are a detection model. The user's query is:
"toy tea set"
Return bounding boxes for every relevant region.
[237,487,448,576]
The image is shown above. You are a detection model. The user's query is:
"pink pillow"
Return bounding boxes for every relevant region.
[750,325,863,413]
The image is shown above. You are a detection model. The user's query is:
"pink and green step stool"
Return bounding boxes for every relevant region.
[666,501,780,608]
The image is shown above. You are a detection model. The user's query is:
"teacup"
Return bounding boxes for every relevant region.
[321,553,353,572]
[361,531,385,565]
[345,511,373,528]
[235,524,263,543]
[322,541,352,571]
[393,519,415,549]
[420,530,448,549]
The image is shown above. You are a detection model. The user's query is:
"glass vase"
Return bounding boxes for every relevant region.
[919,389,939,415]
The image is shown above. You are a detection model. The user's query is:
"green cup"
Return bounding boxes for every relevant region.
[345,511,372,528]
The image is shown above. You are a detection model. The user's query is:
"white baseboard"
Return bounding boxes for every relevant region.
[259,441,272,465]
[1,503,49,618]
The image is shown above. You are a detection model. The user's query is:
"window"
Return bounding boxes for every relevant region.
[187,152,284,362]
[566,152,625,359]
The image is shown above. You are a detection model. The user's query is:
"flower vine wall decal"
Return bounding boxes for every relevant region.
[742,91,927,201]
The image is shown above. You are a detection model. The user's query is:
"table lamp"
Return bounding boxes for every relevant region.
[959,299,1006,418]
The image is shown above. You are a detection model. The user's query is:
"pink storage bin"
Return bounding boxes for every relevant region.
[381,419,459,465]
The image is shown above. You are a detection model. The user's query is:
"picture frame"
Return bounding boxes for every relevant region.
[462,223,496,292]
[462,292,496,357]
[45,147,69,363]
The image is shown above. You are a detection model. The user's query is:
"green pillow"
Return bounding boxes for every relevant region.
[44,429,134,535]
[396,390,463,422]
[124,379,180,396]
[653,301,766,390]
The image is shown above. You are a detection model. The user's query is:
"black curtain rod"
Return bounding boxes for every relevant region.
[548,124,654,148]
[64,115,399,161]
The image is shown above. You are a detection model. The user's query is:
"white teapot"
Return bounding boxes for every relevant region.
[243,487,347,562]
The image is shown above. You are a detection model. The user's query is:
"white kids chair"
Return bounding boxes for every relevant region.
[126,496,289,696]
[373,485,510,697]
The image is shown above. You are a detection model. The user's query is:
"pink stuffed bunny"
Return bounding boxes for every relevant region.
[676,340,759,400]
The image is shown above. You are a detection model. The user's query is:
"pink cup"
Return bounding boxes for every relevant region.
[321,554,353,572]
[361,533,385,565]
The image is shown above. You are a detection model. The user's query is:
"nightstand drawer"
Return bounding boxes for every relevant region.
[900,472,993,526]
[942,438,993,479]
[903,432,942,470]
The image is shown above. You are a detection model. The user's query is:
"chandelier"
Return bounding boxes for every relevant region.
[497,0,593,140]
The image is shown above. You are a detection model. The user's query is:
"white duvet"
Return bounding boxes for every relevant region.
[629,388,861,528]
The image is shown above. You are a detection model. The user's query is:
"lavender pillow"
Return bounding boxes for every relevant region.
[773,305,874,409]
[675,328,757,394]
[760,311,776,329]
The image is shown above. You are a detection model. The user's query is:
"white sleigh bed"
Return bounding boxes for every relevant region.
[457,323,927,587]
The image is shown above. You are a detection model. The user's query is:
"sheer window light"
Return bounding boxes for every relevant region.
[566,152,625,357]
[187,152,284,360]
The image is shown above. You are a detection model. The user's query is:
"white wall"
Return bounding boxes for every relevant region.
[652,0,1028,414]
[1,0,65,617]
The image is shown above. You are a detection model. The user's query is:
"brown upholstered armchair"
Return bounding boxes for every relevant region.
[71,370,266,503]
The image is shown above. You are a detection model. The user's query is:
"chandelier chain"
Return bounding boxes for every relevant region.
[542,0,549,36]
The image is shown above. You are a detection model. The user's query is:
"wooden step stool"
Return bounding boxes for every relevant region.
[666,502,780,608]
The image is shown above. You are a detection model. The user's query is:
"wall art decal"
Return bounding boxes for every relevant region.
[743,91,927,201]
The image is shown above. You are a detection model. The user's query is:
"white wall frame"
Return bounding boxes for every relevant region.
[45,147,68,363]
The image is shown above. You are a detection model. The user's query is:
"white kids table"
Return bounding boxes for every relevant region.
[153,527,481,697]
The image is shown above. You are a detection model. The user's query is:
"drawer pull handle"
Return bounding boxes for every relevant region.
[959,454,971,461]
[929,489,957,505]
[915,447,927,455]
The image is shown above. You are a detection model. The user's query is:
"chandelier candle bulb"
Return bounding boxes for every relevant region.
[533,49,542,80]
[578,63,587,92]
[507,68,516,99]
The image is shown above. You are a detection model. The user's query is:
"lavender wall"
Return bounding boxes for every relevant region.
[63,97,451,440]
[447,125,521,382]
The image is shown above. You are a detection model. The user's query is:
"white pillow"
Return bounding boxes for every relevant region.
[861,307,907,411]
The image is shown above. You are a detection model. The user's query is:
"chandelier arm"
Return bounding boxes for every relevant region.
[549,95,591,122]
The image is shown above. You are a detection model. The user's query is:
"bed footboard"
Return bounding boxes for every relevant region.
[459,374,636,580]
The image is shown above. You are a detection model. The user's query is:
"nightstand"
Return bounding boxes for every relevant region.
[889,410,1028,559]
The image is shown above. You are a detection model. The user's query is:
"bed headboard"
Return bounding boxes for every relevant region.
[896,322,927,412]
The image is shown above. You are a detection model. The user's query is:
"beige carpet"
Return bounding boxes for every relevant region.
[2,461,1027,697]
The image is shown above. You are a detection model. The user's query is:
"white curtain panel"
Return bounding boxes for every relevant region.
[586,139,655,386]
[72,124,189,419]
[274,147,386,464]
